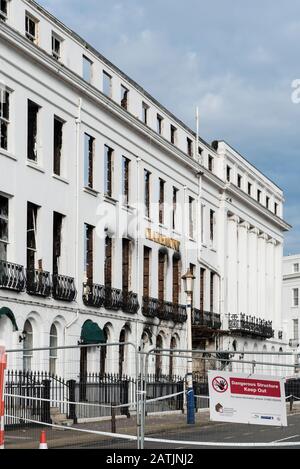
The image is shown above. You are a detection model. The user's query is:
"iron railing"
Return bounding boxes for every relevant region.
[0,260,26,292]
[142,297,187,323]
[228,313,274,339]
[192,309,221,329]
[104,286,123,310]
[122,291,140,314]
[52,275,77,302]
[82,283,105,308]
[26,269,52,297]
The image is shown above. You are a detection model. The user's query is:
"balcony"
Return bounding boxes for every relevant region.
[122,291,140,314]
[192,309,221,330]
[104,286,123,310]
[82,283,105,308]
[142,297,187,323]
[52,275,77,302]
[26,269,52,297]
[228,314,274,339]
[0,260,26,292]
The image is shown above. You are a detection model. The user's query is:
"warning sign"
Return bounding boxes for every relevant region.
[208,370,287,427]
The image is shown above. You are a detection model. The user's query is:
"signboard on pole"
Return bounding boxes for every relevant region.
[208,370,287,426]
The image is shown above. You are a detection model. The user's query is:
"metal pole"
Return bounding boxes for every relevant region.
[186,293,195,424]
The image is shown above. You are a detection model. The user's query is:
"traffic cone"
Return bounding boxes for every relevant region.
[39,431,48,449]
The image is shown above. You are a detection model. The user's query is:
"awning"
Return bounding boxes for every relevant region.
[0,307,18,331]
[80,320,106,345]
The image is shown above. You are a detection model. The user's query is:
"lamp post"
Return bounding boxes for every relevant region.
[182,269,195,424]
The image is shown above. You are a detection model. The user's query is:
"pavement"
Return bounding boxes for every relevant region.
[4,405,300,449]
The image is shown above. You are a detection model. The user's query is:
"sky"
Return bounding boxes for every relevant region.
[38,0,300,255]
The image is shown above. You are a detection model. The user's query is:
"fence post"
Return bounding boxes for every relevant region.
[67,380,77,424]
[111,403,116,433]
[41,379,51,424]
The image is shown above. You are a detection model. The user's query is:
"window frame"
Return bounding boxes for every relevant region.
[84,133,95,189]
[83,55,93,83]
[103,71,112,98]
[52,32,62,61]
[104,144,114,197]
[0,89,9,151]
[121,85,129,110]
[0,195,8,261]
[0,0,8,22]
[25,12,39,44]
[293,288,299,307]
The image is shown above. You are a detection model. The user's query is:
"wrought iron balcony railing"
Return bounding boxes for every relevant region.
[122,291,140,314]
[228,313,274,339]
[52,275,77,302]
[26,269,52,297]
[192,309,221,330]
[142,297,187,323]
[0,260,26,292]
[104,286,123,310]
[82,283,105,308]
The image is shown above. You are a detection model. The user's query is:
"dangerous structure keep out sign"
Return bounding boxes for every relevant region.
[208,370,287,426]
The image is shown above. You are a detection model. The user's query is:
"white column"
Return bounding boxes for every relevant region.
[238,221,250,316]
[248,227,259,317]
[227,215,239,316]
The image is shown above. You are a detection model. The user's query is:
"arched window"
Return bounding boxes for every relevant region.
[119,328,126,377]
[100,327,109,376]
[155,335,163,379]
[49,324,58,375]
[23,320,33,371]
[169,336,177,378]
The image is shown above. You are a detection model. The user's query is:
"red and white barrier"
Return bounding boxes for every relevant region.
[0,346,7,450]
[39,431,48,449]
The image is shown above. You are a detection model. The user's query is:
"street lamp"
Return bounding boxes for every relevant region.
[182,269,195,424]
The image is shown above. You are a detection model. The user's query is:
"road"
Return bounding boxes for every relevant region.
[58,412,300,449]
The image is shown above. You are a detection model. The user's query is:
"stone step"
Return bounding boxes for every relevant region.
[51,413,68,423]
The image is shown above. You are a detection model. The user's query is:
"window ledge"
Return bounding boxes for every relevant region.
[144,216,153,224]
[104,194,118,205]
[159,223,168,230]
[26,160,45,174]
[189,237,196,242]
[84,187,99,198]
[52,174,69,185]
[122,203,135,213]
[172,230,182,237]
[0,149,17,162]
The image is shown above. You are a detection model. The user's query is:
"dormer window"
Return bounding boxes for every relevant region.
[0,0,8,22]
[25,13,39,44]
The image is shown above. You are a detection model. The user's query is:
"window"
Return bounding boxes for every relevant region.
[158,251,166,301]
[189,197,195,239]
[84,224,94,284]
[293,263,299,273]
[53,116,64,176]
[27,100,40,162]
[200,268,205,311]
[210,209,215,242]
[104,145,113,197]
[170,125,177,145]
[0,89,9,150]
[274,203,278,215]
[104,236,112,287]
[257,189,261,203]
[0,195,8,261]
[103,71,112,97]
[226,165,231,182]
[157,115,163,135]
[248,182,252,196]
[155,335,163,378]
[144,170,151,218]
[172,187,178,230]
[142,102,149,125]
[122,156,130,205]
[143,246,151,298]
[25,13,38,43]
[293,319,299,340]
[0,0,8,22]
[159,178,165,225]
[201,204,205,244]
[208,155,214,172]
[84,134,94,189]
[237,174,242,188]
[293,288,299,307]
[172,255,180,304]
[83,56,93,83]
[53,212,63,275]
[23,320,33,371]
[121,85,129,110]
[49,324,58,375]
[210,272,215,312]
[52,33,62,60]
[122,239,131,293]
[187,138,193,157]
[27,202,38,271]
[266,196,270,209]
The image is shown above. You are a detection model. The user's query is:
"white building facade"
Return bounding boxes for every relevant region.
[0,0,291,380]
[283,255,300,352]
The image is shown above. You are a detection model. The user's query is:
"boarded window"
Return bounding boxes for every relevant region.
[172,256,180,304]
[53,212,63,275]
[27,100,40,162]
[158,252,166,301]
[200,268,205,311]
[105,236,112,287]
[143,247,151,297]
[122,239,130,293]
[53,117,63,176]
[27,202,38,271]
[84,134,94,188]
[84,224,94,284]
[0,195,8,261]
[0,89,9,150]
[159,179,165,225]
[104,145,113,197]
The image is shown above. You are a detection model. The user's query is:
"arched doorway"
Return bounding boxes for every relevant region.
[169,336,177,378]
[23,320,33,371]
[155,334,163,379]
[49,323,58,375]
